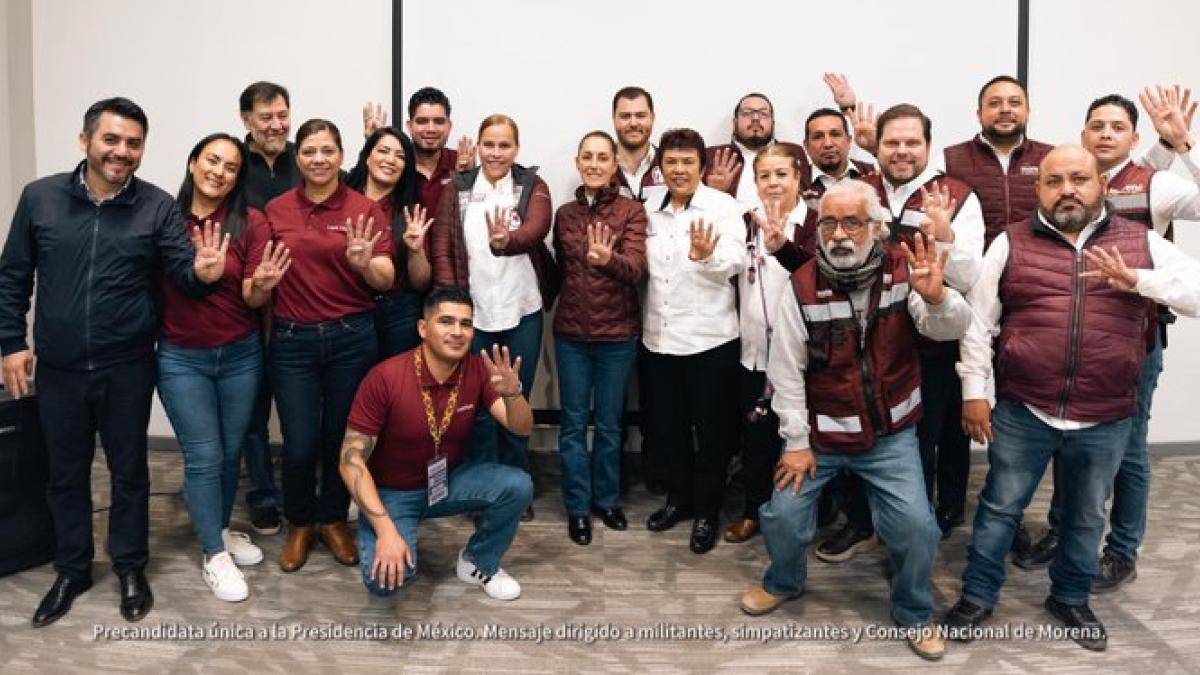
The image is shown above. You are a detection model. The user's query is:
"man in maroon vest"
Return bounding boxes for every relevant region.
[703,92,808,210]
[945,145,1200,651]
[1018,89,1200,584]
[611,86,666,203]
[738,179,970,661]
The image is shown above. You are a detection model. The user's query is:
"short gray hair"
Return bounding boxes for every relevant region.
[818,179,890,239]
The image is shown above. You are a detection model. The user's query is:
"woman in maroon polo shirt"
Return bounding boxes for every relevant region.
[250,119,394,573]
[158,132,292,602]
[346,126,431,358]
[552,130,647,545]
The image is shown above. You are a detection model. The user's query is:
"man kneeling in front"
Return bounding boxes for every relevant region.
[338,286,534,599]
[739,180,972,661]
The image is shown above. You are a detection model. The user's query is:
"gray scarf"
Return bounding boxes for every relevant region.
[815,241,884,294]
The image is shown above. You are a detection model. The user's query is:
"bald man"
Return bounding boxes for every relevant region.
[943,145,1200,651]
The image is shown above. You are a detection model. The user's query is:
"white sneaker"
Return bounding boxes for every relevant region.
[455,549,521,600]
[203,551,249,602]
[221,528,264,566]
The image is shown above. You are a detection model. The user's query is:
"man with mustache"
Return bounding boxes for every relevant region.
[338,287,533,600]
[704,92,808,210]
[739,179,971,661]
[0,97,227,626]
[1014,88,1200,589]
[611,86,665,203]
[945,145,1200,651]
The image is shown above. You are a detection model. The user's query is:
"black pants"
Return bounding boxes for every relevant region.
[738,367,782,520]
[635,346,666,487]
[642,340,740,519]
[36,358,155,581]
[917,346,970,513]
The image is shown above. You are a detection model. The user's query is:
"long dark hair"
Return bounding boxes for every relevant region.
[176,133,251,240]
[346,126,420,257]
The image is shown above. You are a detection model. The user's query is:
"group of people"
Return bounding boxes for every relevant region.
[1,72,1198,662]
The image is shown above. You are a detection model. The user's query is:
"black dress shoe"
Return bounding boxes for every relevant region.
[646,503,693,532]
[118,569,154,622]
[32,575,93,628]
[1092,550,1137,593]
[591,506,628,531]
[1044,596,1107,651]
[942,596,993,642]
[689,518,718,554]
[1014,527,1058,570]
[935,507,964,539]
[568,516,592,546]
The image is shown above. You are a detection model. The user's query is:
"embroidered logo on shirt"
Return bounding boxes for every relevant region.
[456,404,475,413]
[1113,184,1146,194]
[816,289,833,298]
[1020,166,1040,176]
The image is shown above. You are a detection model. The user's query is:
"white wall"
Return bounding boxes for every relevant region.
[30,0,391,435]
[1028,0,1200,443]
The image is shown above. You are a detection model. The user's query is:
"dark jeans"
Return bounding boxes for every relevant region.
[636,346,666,487]
[642,340,740,519]
[269,312,378,526]
[917,346,970,513]
[738,367,782,520]
[962,399,1128,608]
[241,366,279,511]
[554,337,638,516]
[36,357,156,581]
[375,289,423,359]
[466,310,542,472]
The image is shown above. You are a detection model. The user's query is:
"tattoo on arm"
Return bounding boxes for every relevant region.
[340,430,389,519]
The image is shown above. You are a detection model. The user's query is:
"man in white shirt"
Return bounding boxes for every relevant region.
[641,128,747,554]
[739,180,971,662]
[703,93,807,212]
[945,145,1200,651]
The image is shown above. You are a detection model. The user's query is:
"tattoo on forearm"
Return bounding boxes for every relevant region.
[340,431,389,519]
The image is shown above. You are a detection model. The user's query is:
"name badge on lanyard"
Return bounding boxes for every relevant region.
[413,348,462,507]
[426,455,449,507]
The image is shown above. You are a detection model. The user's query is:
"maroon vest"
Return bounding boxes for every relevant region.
[1106,162,1171,239]
[944,136,1052,249]
[791,249,923,454]
[612,146,664,203]
[996,214,1152,422]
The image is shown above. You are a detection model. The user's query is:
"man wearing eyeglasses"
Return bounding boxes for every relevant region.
[739,179,970,661]
[704,93,808,211]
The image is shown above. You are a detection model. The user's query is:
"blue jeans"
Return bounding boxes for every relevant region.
[467,310,542,471]
[962,399,1128,608]
[758,427,940,627]
[269,312,378,525]
[241,363,279,511]
[158,333,262,554]
[357,462,533,597]
[375,289,423,359]
[554,337,638,516]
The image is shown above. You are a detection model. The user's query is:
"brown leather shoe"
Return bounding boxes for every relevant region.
[318,521,359,566]
[739,583,801,616]
[279,524,314,573]
[723,518,759,543]
[908,625,946,661]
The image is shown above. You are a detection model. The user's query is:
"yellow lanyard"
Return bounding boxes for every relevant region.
[413,349,462,458]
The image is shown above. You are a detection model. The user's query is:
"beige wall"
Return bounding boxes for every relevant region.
[1,0,35,240]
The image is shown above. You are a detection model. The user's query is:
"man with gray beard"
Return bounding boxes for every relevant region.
[945,145,1200,651]
[739,180,971,661]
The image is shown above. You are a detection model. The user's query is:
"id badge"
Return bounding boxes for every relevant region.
[427,455,449,506]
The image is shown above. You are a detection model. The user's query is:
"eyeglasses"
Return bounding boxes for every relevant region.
[816,216,870,235]
[737,107,772,120]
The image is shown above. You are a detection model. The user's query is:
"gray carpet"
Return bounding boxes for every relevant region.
[1,447,1198,673]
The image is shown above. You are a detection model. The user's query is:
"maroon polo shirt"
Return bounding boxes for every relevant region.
[159,204,266,348]
[348,348,500,490]
[255,182,392,323]
[416,148,459,214]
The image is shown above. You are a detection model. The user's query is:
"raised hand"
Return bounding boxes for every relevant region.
[585,221,616,267]
[900,232,949,304]
[251,239,292,293]
[1,350,33,399]
[751,199,789,253]
[1082,245,1139,291]
[344,214,382,272]
[191,219,231,283]
[705,147,742,192]
[774,449,817,494]
[481,344,523,398]
[1140,84,1196,150]
[402,204,434,253]
[823,72,857,109]
[961,399,993,444]
[688,218,720,261]
[849,102,878,154]
[918,183,957,242]
[486,205,514,251]
[362,101,388,138]
[455,136,477,171]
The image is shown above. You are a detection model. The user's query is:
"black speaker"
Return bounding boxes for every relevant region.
[0,387,56,577]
